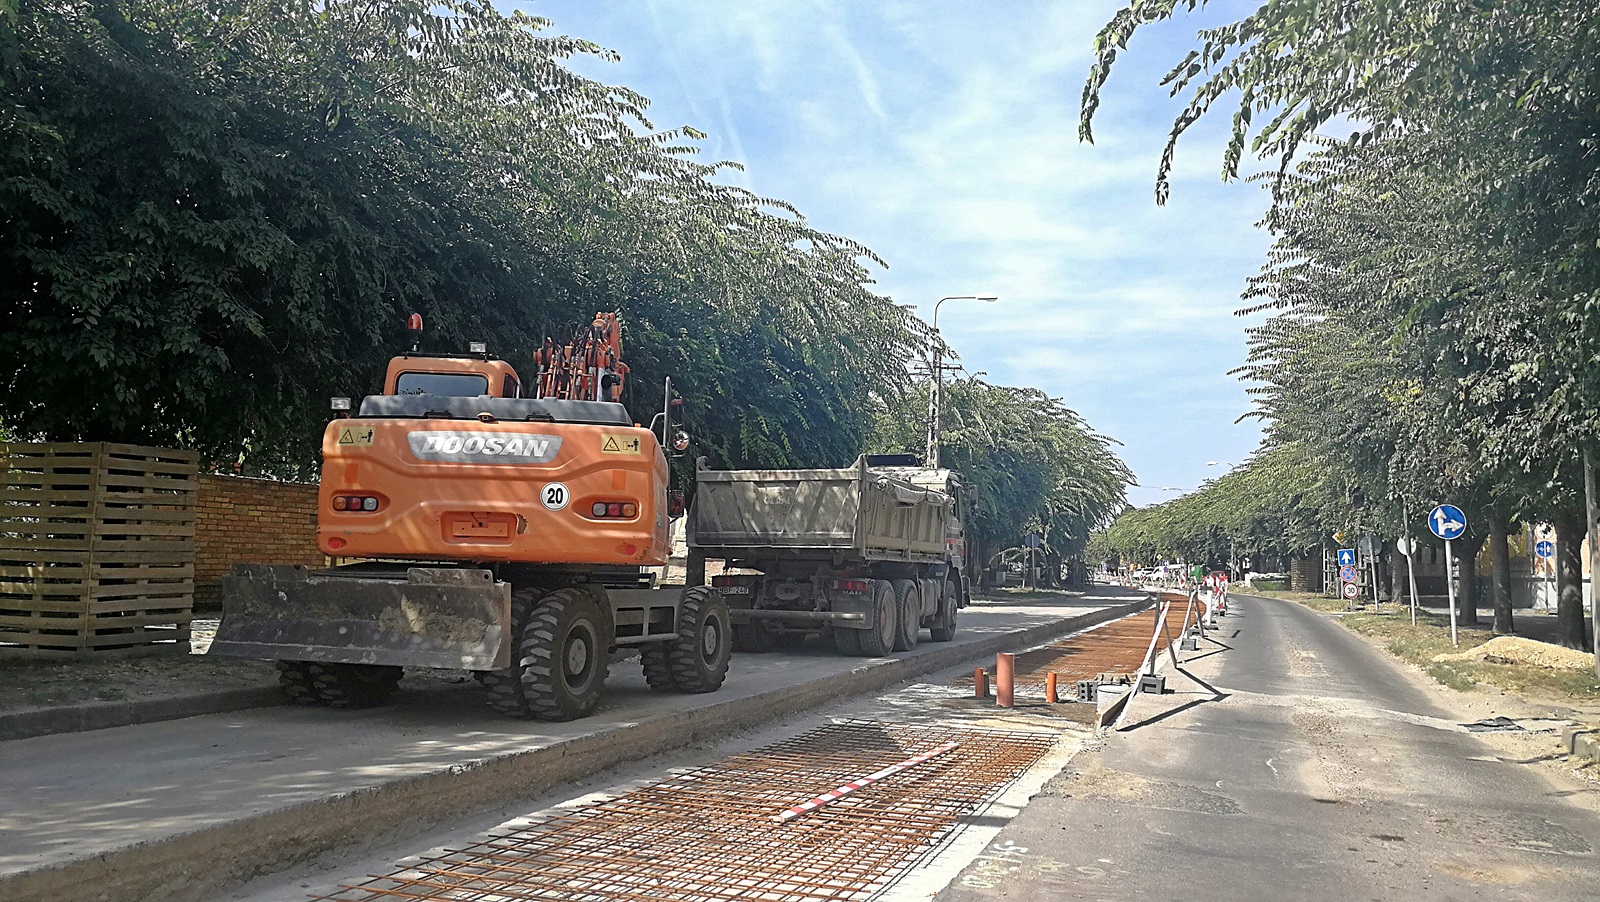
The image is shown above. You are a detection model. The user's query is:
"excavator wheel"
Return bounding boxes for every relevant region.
[640,644,676,692]
[930,579,959,642]
[276,661,403,709]
[890,579,921,652]
[666,586,732,693]
[481,587,609,721]
[856,580,898,657]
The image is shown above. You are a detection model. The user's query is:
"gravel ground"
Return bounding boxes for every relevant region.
[0,620,280,712]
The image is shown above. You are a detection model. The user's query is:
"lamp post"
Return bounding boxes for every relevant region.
[926,293,998,468]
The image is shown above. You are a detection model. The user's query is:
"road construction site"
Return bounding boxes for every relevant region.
[1,586,1179,902]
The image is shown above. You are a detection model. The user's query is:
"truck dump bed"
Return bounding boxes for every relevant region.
[689,456,950,562]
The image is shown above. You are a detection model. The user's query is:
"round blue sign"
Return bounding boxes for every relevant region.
[1427,504,1467,540]
[1535,540,1555,559]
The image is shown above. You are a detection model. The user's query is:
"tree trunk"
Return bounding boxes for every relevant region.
[1489,513,1515,636]
[1455,529,1485,627]
[1553,511,1592,650]
[1388,546,1405,604]
[1587,451,1600,677]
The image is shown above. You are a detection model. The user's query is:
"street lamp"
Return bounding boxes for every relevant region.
[926,293,998,468]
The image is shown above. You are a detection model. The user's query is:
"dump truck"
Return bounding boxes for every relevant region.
[688,454,970,655]
[207,313,731,721]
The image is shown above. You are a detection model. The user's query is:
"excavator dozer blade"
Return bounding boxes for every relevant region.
[208,564,512,670]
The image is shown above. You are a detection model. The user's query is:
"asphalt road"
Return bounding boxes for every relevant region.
[937,594,1600,901]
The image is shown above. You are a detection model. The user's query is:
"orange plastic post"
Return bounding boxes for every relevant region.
[974,667,989,699]
[996,653,1015,708]
[1046,671,1058,704]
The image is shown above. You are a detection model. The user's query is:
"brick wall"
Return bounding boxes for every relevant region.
[195,475,321,604]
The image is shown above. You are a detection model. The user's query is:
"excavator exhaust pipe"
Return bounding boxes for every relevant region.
[209,564,512,670]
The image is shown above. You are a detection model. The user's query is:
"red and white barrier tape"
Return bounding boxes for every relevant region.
[774,741,959,822]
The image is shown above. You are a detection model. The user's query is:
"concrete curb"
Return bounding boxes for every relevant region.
[2,597,1149,902]
[1565,726,1600,765]
[0,686,288,742]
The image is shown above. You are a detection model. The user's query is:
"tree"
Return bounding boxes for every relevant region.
[1,1,922,475]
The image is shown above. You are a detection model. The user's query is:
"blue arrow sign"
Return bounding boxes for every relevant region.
[1337,548,1357,567]
[1428,504,1467,541]
[1535,540,1554,559]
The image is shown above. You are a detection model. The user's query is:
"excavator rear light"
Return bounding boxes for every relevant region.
[333,494,382,513]
[588,500,639,519]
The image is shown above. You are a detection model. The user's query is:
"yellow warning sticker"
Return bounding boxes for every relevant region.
[600,433,642,455]
[337,427,376,447]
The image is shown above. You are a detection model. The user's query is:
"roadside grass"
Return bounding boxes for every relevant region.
[1249,588,1600,702]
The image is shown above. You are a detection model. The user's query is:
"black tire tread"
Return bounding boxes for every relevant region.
[667,585,731,693]
[930,579,959,642]
[890,579,920,652]
[857,580,897,657]
[277,660,401,708]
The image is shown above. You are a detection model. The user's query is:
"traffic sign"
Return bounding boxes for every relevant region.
[1427,504,1467,540]
[1535,540,1554,559]
[1337,548,1357,567]
[1396,537,1413,558]
[1339,565,1358,582]
[1341,582,1361,600]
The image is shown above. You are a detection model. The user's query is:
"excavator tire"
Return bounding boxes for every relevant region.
[276,661,403,709]
[856,580,898,657]
[666,586,732,693]
[640,644,676,692]
[930,579,959,642]
[480,587,609,720]
[890,579,921,652]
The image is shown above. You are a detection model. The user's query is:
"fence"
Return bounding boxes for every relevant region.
[0,443,197,658]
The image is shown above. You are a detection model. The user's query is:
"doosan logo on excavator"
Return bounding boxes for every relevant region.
[406,431,563,464]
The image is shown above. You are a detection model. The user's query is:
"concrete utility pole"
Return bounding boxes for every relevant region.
[925,293,997,468]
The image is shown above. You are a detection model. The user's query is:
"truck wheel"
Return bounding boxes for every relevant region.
[856,580,898,657]
[930,579,959,642]
[833,626,862,655]
[277,661,402,708]
[891,579,921,652]
[667,586,732,692]
[732,621,775,653]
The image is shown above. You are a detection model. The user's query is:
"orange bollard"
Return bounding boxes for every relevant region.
[974,667,989,699]
[996,652,1015,708]
[1046,672,1058,704]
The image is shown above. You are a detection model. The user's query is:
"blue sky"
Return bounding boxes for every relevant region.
[518,1,1272,506]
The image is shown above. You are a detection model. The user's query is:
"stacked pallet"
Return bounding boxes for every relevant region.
[0,443,198,658]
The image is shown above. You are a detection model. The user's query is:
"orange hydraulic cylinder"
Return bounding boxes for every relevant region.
[973,667,989,699]
[996,653,1015,708]
[1046,672,1058,704]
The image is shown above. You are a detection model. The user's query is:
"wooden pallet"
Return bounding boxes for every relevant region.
[0,442,197,658]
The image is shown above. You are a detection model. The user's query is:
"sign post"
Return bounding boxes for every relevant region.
[1337,547,1358,609]
[1428,504,1467,647]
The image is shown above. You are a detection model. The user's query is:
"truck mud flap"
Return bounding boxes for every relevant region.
[209,564,512,670]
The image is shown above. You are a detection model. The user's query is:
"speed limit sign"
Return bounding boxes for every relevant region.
[1341,582,1360,600]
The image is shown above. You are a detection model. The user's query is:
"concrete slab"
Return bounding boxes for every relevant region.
[0,588,1147,902]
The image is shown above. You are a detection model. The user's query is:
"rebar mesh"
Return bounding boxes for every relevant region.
[318,720,1058,902]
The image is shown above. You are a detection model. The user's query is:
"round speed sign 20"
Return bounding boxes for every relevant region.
[1341,581,1361,600]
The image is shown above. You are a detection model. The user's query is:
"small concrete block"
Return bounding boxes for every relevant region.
[1138,673,1166,695]
[1567,727,1600,762]
[1076,680,1098,703]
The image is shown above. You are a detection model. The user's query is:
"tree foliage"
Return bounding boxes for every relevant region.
[1084,1,1600,645]
[1,1,922,475]
[871,377,1133,567]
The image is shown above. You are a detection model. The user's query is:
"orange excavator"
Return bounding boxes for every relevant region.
[208,313,731,720]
